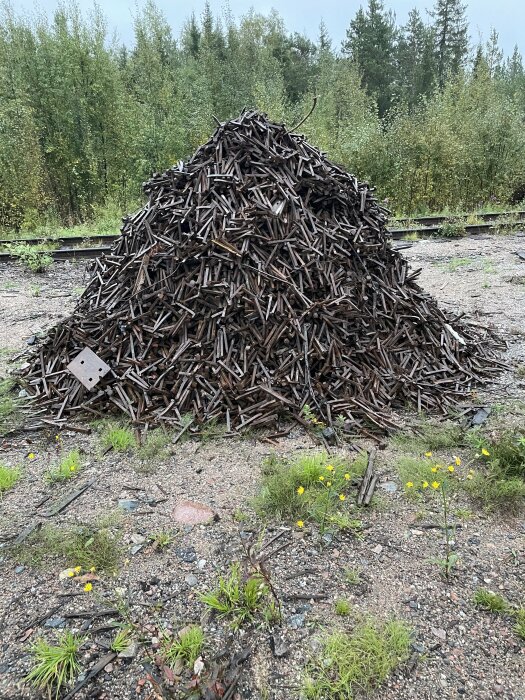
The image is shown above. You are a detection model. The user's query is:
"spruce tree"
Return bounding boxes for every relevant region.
[430,0,469,87]
[396,8,436,106]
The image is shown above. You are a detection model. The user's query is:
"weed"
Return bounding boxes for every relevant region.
[434,219,466,239]
[200,562,277,630]
[516,365,525,378]
[445,257,471,272]
[233,509,249,522]
[45,450,82,484]
[25,631,84,699]
[100,422,136,452]
[110,626,133,653]
[0,378,20,435]
[137,428,172,463]
[0,463,20,493]
[148,531,172,550]
[303,618,411,699]
[199,418,227,442]
[513,609,525,641]
[453,508,473,520]
[473,589,508,613]
[402,231,420,241]
[254,451,367,533]
[335,599,351,616]
[392,421,463,452]
[30,284,41,297]
[162,625,204,667]
[344,567,362,585]
[6,243,53,273]
[16,522,122,574]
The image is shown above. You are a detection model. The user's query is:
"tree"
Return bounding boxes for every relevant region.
[342,0,397,116]
[430,0,469,87]
[396,8,436,106]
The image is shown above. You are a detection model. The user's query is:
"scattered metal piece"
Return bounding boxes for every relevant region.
[44,479,95,517]
[66,347,111,390]
[469,406,491,427]
[357,449,378,506]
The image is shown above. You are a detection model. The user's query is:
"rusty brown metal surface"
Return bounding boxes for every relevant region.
[20,111,504,433]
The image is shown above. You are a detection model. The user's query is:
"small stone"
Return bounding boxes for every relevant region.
[379,481,398,493]
[411,529,424,536]
[18,389,28,398]
[118,641,138,659]
[26,335,36,346]
[493,685,504,695]
[371,544,383,555]
[175,547,197,563]
[185,574,198,587]
[270,633,290,657]
[411,642,425,653]
[130,545,144,555]
[15,565,25,574]
[118,499,139,512]
[130,533,146,544]
[197,559,207,570]
[322,533,333,545]
[104,663,114,673]
[432,627,447,641]
[288,613,306,629]
[173,500,216,525]
[44,617,66,629]
[322,426,335,441]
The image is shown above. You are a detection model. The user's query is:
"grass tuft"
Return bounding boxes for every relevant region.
[0,463,21,493]
[0,378,21,435]
[473,589,509,613]
[110,626,133,653]
[162,625,204,667]
[25,631,84,699]
[100,422,136,452]
[335,599,351,616]
[392,421,463,453]
[45,450,82,484]
[304,618,411,699]
[199,562,277,630]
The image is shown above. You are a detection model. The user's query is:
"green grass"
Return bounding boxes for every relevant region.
[100,422,136,452]
[137,428,172,463]
[25,631,84,699]
[162,625,204,667]
[15,522,122,574]
[5,243,53,272]
[433,219,466,239]
[199,562,277,630]
[45,450,82,484]
[473,589,508,613]
[513,609,525,641]
[344,567,362,585]
[392,420,464,453]
[148,530,173,550]
[303,618,411,699]
[0,378,21,435]
[0,463,20,493]
[110,626,133,653]
[253,450,367,530]
[335,599,351,616]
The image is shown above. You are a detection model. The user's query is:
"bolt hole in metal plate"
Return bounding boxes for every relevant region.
[67,347,111,390]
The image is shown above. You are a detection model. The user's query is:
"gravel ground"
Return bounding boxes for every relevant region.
[0,234,524,700]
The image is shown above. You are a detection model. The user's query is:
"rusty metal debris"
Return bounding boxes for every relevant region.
[21,111,503,434]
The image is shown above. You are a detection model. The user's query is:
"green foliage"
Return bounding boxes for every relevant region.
[434,219,466,238]
[0,378,20,435]
[0,463,20,493]
[473,589,508,613]
[303,618,411,699]
[344,567,362,585]
[110,626,133,653]
[25,632,84,699]
[162,625,204,667]
[137,428,172,464]
[16,522,122,574]
[199,562,276,630]
[100,422,136,452]
[253,451,367,531]
[45,450,82,484]
[392,421,464,452]
[335,599,351,616]
[148,531,173,550]
[514,609,525,641]
[5,243,53,272]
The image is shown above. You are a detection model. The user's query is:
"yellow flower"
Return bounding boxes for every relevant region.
[326,481,332,487]
[296,520,304,528]
[424,451,432,457]
[297,486,305,495]
[28,453,36,460]
[422,481,429,488]
[83,583,93,592]
[339,494,346,501]
[481,448,490,457]
[406,481,414,488]
[67,570,74,578]
[325,465,334,471]
[454,456,461,466]
[344,473,350,480]
[466,469,475,480]
[318,475,325,481]
[448,466,455,473]
[74,566,81,574]
[70,465,76,472]
[431,467,438,473]
[431,481,440,489]
[90,566,96,573]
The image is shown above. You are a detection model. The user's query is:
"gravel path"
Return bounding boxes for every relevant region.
[0,235,524,700]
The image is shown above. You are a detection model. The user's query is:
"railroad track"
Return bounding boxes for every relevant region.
[0,213,524,263]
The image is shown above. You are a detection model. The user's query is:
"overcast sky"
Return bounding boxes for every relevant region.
[16,1,522,55]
